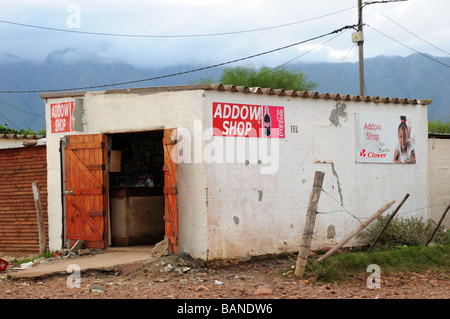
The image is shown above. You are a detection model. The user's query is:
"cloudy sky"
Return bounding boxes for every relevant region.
[1,0,449,69]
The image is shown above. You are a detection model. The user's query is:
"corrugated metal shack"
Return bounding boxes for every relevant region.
[0,138,48,253]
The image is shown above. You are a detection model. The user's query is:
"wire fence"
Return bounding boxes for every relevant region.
[308,186,449,244]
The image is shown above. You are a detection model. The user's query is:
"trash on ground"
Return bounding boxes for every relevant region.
[0,259,8,272]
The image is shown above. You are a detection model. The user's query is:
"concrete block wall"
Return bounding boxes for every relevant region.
[428,137,450,229]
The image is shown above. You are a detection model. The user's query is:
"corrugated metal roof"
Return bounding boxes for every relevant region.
[40,83,432,106]
[429,132,450,139]
[0,134,45,140]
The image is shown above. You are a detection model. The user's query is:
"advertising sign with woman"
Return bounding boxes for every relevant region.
[355,113,416,164]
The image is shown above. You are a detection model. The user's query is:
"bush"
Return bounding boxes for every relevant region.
[428,119,450,134]
[359,214,450,249]
[302,245,450,283]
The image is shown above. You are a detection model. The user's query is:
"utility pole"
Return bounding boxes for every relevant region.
[353,0,365,96]
[353,0,408,97]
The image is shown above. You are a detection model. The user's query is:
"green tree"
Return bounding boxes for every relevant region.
[189,74,215,85]
[219,64,317,91]
[428,119,450,134]
[0,125,46,136]
[192,64,317,91]
[0,125,36,135]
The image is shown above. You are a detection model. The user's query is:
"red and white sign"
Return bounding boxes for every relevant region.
[212,102,285,138]
[50,100,75,134]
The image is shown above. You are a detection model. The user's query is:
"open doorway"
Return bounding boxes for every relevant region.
[108,131,165,246]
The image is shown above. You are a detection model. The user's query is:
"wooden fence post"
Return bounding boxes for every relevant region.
[317,200,396,262]
[368,193,410,253]
[294,171,325,278]
[32,182,46,255]
[426,203,450,246]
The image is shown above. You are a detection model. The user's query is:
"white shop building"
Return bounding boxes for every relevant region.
[40,84,431,260]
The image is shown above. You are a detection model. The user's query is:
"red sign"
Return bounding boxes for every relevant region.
[212,102,285,138]
[50,101,75,134]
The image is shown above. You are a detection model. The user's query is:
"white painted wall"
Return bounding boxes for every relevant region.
[428,138,450,228]
[203,91,429,259]
[44,90,209,259]
[83,90,210,258]
[44,97,67,251]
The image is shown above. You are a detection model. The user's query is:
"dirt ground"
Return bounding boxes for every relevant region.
[0,253,448,300]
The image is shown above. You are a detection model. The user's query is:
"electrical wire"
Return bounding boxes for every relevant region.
[0,6,356,38]
[367,25,450,68]
[271,28,350,70]
[0,111,21,129]
[362,0,408,7]
[0,25,357,94]
[0,100,44,118]
[371,6,450,56]
[315,43,356,89]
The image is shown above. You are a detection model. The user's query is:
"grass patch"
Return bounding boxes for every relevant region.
[302,244,450,283]
[359,214,450,249]
[15,250,55,266]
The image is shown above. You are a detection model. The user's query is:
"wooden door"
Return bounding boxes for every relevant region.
[64,134,108,249]
[163,128,178,253]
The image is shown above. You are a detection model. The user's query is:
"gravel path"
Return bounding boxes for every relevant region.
[1,254,448,300]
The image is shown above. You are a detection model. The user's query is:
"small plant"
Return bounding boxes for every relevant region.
[428,119,450,134]
[41,250,55,259]
[15,250,55,266]
[299,245,450,283]
[359,214,450,249]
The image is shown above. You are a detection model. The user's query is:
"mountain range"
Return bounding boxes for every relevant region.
[0,50,448,132]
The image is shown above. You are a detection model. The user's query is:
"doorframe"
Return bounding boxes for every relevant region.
[62,129,178,251]
[162,128,178,253]
[60,138,67,248]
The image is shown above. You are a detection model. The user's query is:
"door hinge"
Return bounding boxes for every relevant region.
[63,190,74,195]
[163,186,177,194]
[162,137,177,145]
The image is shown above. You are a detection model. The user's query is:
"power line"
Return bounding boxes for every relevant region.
[367,25,450,68]
[0,6,356,38]
[272,28,350,70]
[355,0,409,97]
[0,111,21,129]
[363,0,408,7]
[0,25,357,94]
[316,43,356,89]
[0,100,45,118]
[371,6,450,56]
